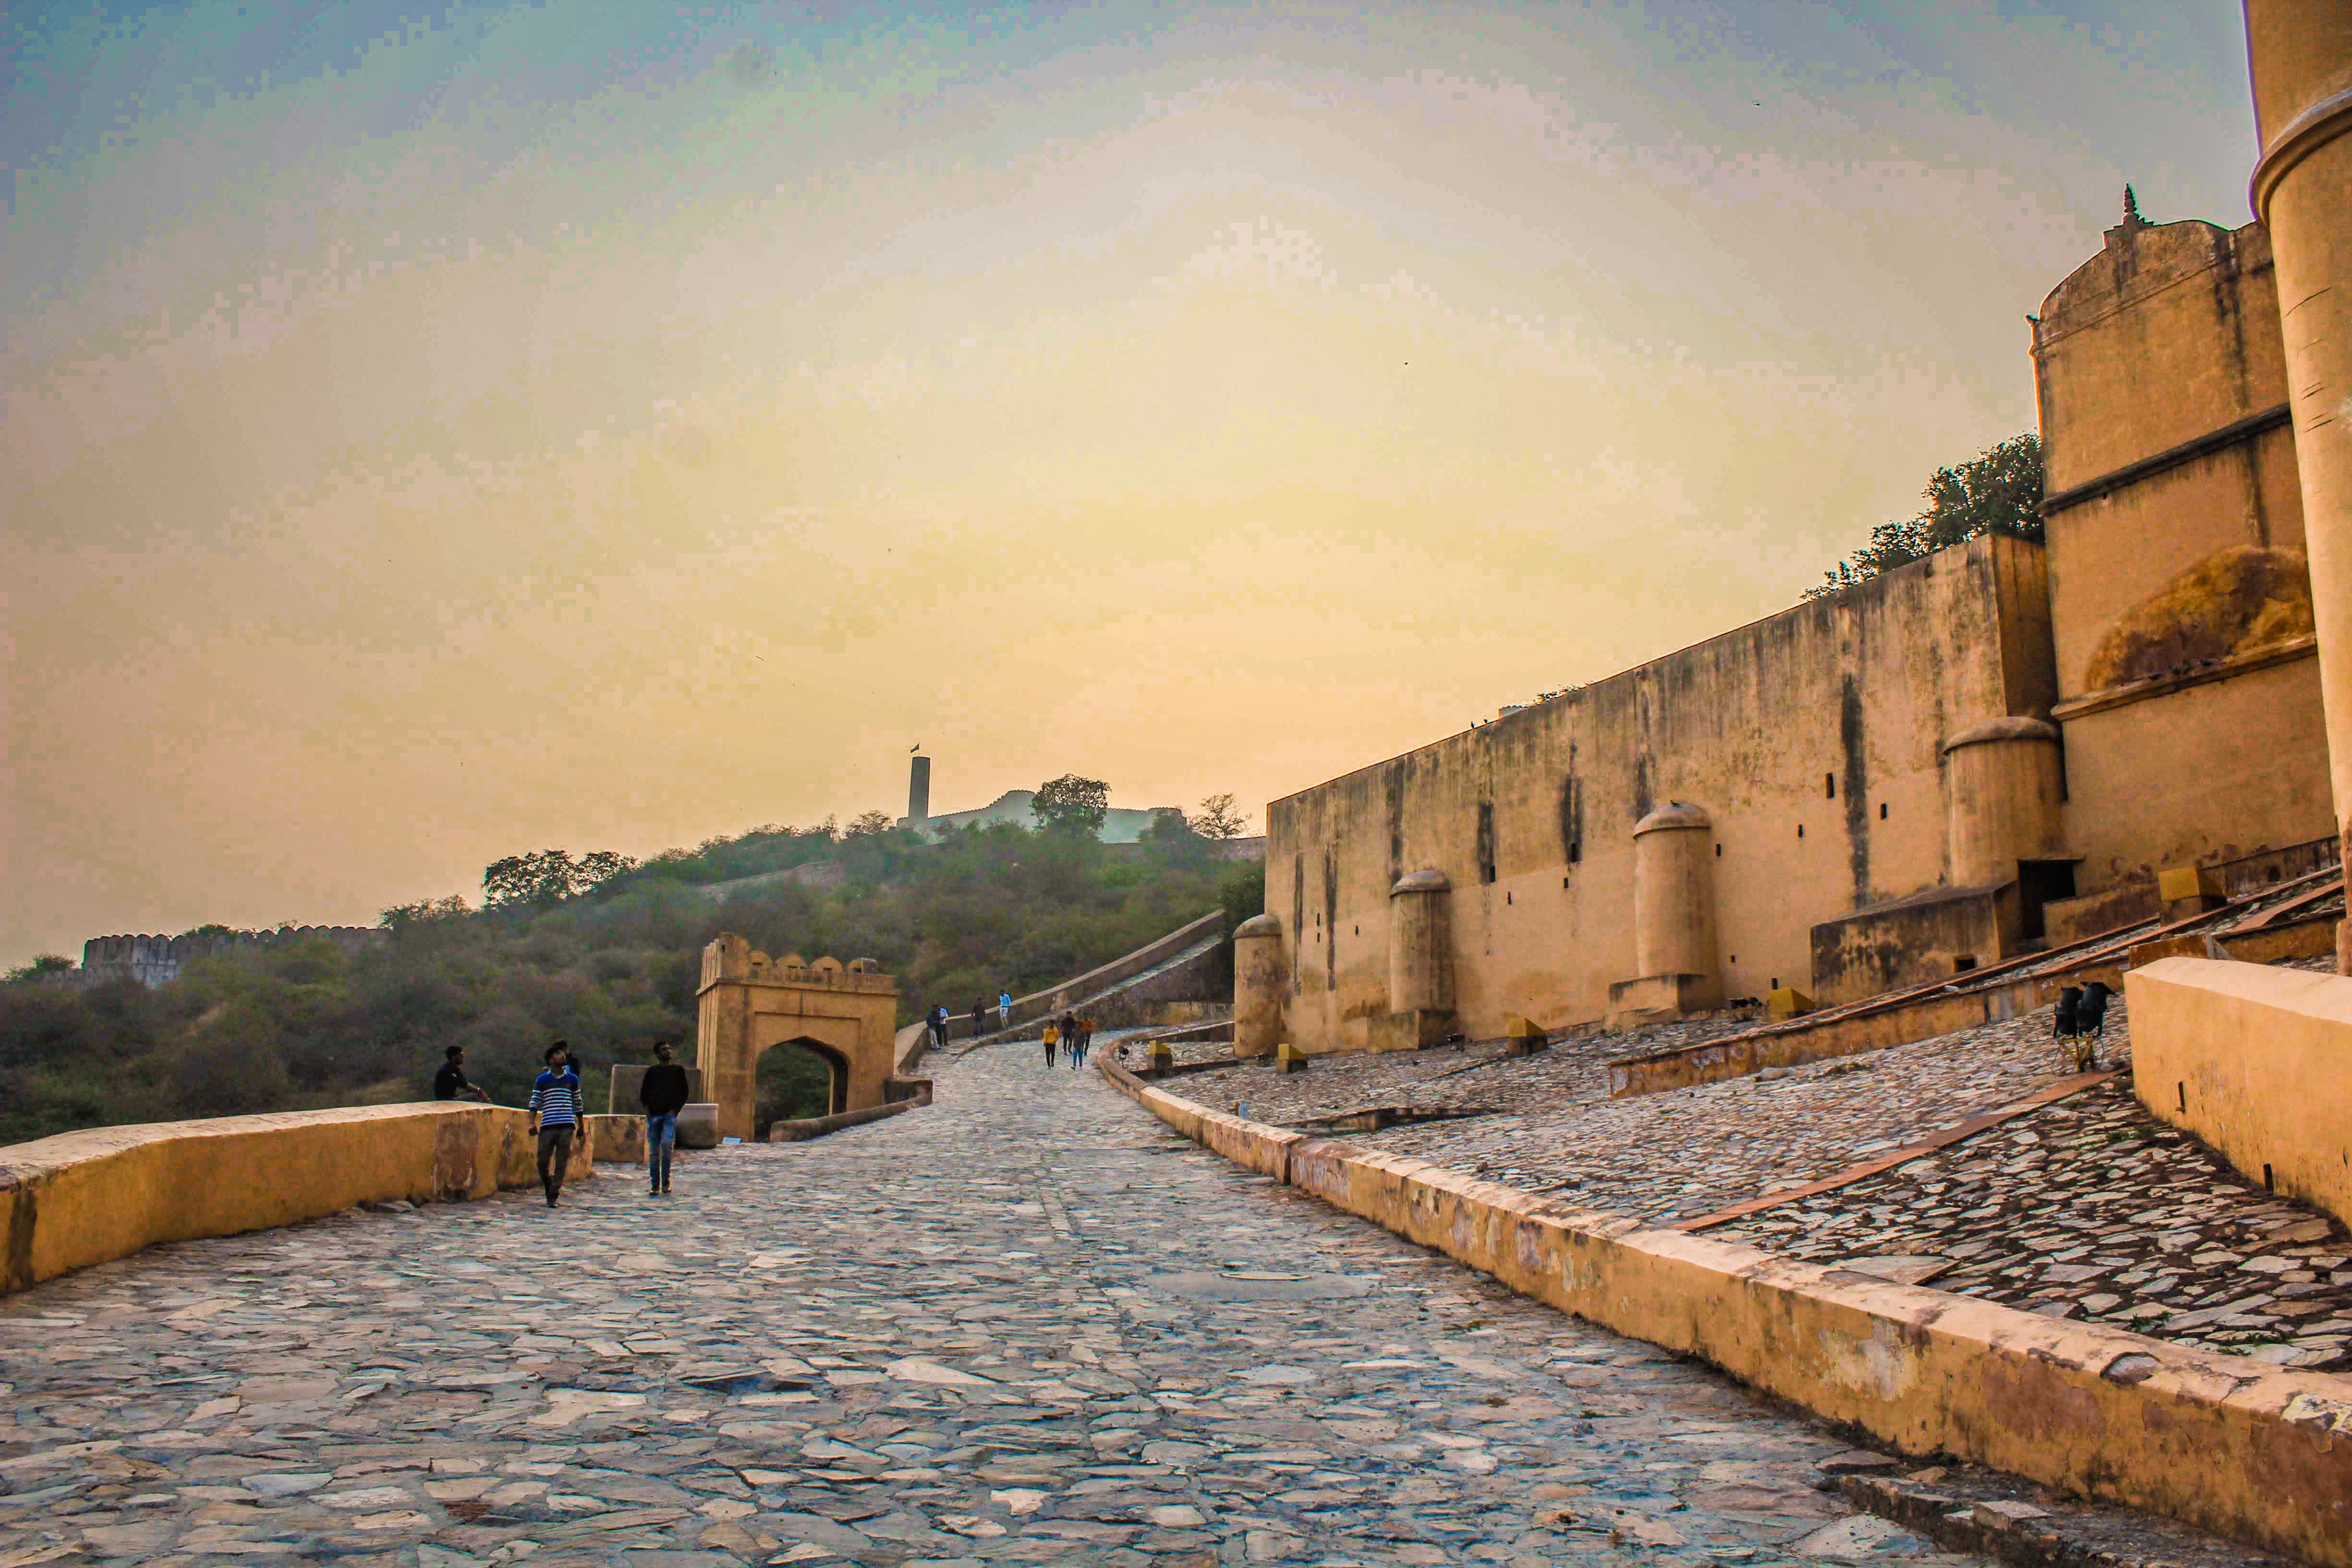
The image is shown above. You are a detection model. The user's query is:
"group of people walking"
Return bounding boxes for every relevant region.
[924,990,1019,1050]
[431,1036,691,1208]
[1042,1010,1095,1070]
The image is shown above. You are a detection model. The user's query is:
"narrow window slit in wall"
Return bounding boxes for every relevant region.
[1715,843,1722,857]
[1797,824,1805,838]
[1826,773,1836,799]
[1879,802,1888,820]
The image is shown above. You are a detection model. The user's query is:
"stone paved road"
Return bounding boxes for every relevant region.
[2,1053,2008,1568]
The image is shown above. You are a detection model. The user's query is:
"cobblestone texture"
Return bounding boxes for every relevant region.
[0,1050,2007,1568]
[1175,965,2352,1368]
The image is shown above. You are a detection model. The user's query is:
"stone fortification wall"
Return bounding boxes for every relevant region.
[2034,212,2335,897]
[71,925,387,988]
[1264,533,2051,1051]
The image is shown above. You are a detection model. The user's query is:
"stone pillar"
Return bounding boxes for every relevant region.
[1631,803,1718,983]
[1367,870,1455,1051]
[696,935,756,1142]
[1608,804,1722,1029]
[2245,0,2352,972]
[907,753,932,824]
[1232,913,1286,1059]
[1941,717,2067,887]
[1387,870,1453,1014]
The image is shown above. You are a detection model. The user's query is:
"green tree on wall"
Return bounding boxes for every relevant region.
[1808,434,2045,598]
[1031,775,1110,838]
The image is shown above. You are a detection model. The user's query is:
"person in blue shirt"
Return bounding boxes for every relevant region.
[527,1041,584,1208]
[997,990,1013,1032]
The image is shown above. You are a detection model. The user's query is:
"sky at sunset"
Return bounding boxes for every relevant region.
[4,1,2263,965]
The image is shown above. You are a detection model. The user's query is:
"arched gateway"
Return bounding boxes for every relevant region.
[695,935,901,1142]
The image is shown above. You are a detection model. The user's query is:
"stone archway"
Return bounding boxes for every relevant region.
[754,1033,851,1130]
[696,935,900,1142]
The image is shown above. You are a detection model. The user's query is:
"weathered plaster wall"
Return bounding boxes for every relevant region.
[2060,657,2336,893]
[0,1104,594,1295]
[2128,957,2352,1228]
[2035,213,2335,897]
[1264,535,2051,1050]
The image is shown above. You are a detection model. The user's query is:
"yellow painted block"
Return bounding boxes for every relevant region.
[2156,864,2224,903]
[1276,1041,1308,1074]
[1505,1015,1543,1038]
[1767,987,1814,1020]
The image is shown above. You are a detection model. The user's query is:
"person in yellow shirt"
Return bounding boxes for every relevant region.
[1042,1019,1059,1069]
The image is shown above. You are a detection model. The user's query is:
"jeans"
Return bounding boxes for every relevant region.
[646,1113,677,1191]
[536,1124,576,1203]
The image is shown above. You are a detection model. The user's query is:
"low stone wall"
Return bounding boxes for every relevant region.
[0,1104,595,1296]
[2128,957,2352,1229]
[764,1098,923,1142]
[1097,1059,2352,1568]
[586,1113,646,1165]
[1606,913,2338,1098]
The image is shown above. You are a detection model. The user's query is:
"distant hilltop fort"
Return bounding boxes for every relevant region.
[902,787,1183,845]
[895,753,1208,846]
[63,927,387,989]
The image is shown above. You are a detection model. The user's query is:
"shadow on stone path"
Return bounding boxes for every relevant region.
[0,1048,2004,1567]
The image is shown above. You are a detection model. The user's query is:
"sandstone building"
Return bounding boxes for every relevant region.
[1240,202,2336,1057]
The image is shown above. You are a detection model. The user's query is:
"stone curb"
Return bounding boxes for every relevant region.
[1829,1473,2290,1568]
[764,1096,925,1142]
[1094,1057,2352,1568]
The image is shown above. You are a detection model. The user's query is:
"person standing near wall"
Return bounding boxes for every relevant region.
[527,1041,583,1208]
[971,997,990,1040]
[998,989,1013,1032]
[639,1040,690,1198]
[1042,1018,1059,1068]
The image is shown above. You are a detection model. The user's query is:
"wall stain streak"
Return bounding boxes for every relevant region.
[1322,851,1339,992]
[1841,673,1872,903]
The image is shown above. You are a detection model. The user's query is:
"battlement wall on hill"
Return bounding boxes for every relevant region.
[71,926,388,988]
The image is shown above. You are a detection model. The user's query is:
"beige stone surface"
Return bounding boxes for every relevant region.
[2129,956,2352,1227]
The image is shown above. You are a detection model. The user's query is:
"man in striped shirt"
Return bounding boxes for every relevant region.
[528,1041,584,1208]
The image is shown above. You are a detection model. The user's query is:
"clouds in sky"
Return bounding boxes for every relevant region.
[2,1,2261,960]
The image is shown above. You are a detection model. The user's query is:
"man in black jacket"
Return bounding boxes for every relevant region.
[639,1040,691,1197]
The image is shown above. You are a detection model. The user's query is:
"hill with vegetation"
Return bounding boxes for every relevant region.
[0,802,1262,1145]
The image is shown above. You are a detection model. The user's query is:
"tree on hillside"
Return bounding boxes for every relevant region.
[482,849,639,909]
[844,810,896,839]
[1188,792,1248,840]
[379,895,472,929]
[1032,775,1110,838]
[1807,434,2045,599]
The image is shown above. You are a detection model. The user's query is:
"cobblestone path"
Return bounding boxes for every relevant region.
[0,1052,1993,1568]
[1172,982,2352,1367]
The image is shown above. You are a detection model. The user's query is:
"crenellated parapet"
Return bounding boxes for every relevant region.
[697,934,893,997]
[73,925,388,988]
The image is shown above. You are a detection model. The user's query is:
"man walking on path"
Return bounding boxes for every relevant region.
[1042,1019,1059,1069]
[433,1045,490,1103]
[998,990,1013,1032]
[971,998,990,1040]
[639,1040,690,1197]
[528,1041,584,1208]
[927,1005,948,1051]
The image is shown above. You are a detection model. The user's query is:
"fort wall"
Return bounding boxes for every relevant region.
[70,925,388,989]
[2035,212,2334,897]
[1265,534,2052,1051]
